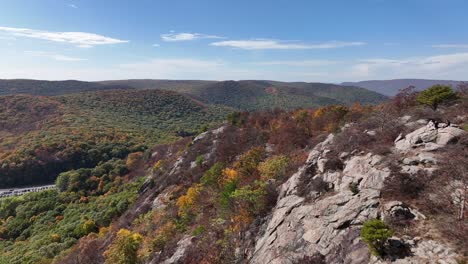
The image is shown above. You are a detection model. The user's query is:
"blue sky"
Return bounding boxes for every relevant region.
[1,0,468,82]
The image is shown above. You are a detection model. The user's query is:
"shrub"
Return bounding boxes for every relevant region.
[200,162,225,187]
[361,219,393,256]
[258,155,290,180]
[195,155,204,167]
[104,229,143,264]
[82,220,98,235]
[416,85,458,110]
[348,182,360,195]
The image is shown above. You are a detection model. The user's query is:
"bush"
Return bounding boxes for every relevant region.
[361,219,393,256]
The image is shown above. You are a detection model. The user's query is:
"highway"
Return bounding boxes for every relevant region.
[0,184,56,198]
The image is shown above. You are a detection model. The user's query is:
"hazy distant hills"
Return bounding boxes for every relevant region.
[0,79,133,96]
[342,79,465,96]
[0,79,388,110]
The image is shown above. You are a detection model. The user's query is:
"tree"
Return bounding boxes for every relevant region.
[416,85,457,110]
[104,229,143,264]
[361,219,393,256]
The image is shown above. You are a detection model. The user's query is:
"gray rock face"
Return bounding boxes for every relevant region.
[161,235,194,264]
[249,123,461,264]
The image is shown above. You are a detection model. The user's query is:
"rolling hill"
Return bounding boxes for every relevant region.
[342,79,465,96]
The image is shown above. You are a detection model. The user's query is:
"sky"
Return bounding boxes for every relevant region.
[1,0,468,82]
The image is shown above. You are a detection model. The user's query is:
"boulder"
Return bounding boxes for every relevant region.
[395,121,465,152]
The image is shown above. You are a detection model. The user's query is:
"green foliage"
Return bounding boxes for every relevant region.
[349,182,360,195]
[258,155,290,180]
[361,219,393,256]
[220,180,239,210]
[0,175,143,264]
[416,85,458,110]
[195,155,205,167]
[192,225,205,236]
[230,182,268,213]
[200,162,225,187]
[56,158,128,194]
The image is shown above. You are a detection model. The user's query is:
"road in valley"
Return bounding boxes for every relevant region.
[0,184,56,198]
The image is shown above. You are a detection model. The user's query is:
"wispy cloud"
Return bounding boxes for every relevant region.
[68,4,78,9]
[210,39,366,50]
[348,52,468,80]
[152,43,160,47]
[161,32,223,42]
[24,51,86,61]
[432,44,468,49]
[0,26,128,48]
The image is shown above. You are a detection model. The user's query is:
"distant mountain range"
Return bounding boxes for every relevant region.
[0,79,388,110]
[342,79,465,96]
[0,79,133,96]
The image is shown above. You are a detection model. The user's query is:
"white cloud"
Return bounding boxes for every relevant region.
[152,44,160,47]
[161,32,223,42]
[347,53,468,80]
[24,51,86,61]
[210,39,366,50]
[68,4,78,8]
[0,26,128,47]
[432,44,468,49]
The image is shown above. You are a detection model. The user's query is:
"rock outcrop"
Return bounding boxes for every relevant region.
[248,120,462,264]
[395,120,465,152]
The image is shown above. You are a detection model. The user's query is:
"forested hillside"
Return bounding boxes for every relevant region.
[0,89,229,188]
[0,79,388,111]
[103,80,388,110]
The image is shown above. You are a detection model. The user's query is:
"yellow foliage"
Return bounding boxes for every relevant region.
[176,184,203,217]
[50,233,61,243]
[223,168,238,182]
[99,226,109,237]
[152,159,165,172]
